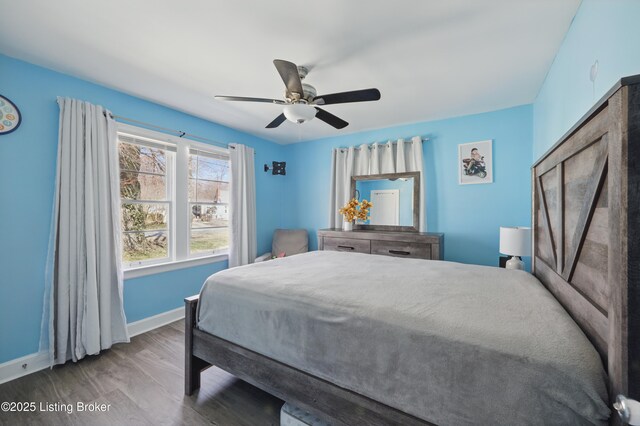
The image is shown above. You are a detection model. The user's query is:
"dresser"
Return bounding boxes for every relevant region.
[317,229,444,260]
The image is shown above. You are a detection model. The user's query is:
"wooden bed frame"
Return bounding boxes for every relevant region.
[185,295,431,426]
[532,75,640,423]
[185,76,640,425]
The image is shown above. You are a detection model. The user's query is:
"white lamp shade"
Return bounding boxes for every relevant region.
[499,227,531,257]
[283,104,316,124]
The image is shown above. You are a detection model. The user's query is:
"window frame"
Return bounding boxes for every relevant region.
[117,123,230,278]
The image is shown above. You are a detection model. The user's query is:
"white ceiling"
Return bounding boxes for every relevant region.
[0,0,580,144]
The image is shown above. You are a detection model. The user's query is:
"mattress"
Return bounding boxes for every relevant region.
[197,251,609,425]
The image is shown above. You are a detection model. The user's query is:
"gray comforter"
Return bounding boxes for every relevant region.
[197,251,609,425]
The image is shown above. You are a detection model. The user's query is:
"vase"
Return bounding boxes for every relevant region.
[342,221,353,231]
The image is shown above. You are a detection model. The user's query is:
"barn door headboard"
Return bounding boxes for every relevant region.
[532,76,640,420]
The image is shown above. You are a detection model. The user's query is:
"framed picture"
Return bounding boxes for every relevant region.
[458,140,493,185]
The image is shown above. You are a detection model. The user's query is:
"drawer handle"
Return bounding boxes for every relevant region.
[389,250,410,256]
[337,245,355,251]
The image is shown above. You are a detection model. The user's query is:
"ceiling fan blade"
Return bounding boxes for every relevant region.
[273,59,304,97]
[266,113,287,128]
[313,88,381,106]
[215,95,286,105]
[315,108,348,129]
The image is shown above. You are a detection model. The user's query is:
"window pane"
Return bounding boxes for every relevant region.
[119,141,166,174]
[121,203,168,232]
[190,228,229,254]
[189,180,229,203]
[191,204,229,228]
[189,152,229,180]
[197,156,229,181]
[122,231,168,263]
[120,172,167,200]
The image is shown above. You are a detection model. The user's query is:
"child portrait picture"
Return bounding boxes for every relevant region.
[458,140,493,185]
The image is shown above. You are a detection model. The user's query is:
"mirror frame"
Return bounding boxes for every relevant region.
[351,171,420,232]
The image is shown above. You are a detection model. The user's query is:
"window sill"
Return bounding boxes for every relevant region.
[123,253,228,280]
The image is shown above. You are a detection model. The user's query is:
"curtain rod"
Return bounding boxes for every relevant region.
[339,137,429,151]
[104,112,234,150]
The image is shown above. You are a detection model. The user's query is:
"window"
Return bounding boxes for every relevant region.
[119,136,173,265]
[189,149,230,255]
[117,124,230,270]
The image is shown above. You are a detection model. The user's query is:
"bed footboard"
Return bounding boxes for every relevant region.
[185,295,211,395]
[184,296,430,425]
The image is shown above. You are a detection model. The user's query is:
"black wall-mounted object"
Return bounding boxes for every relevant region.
[264,161,286,175]
[499,256,509,268]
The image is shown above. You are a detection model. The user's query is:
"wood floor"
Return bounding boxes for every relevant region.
[0,321,284,426]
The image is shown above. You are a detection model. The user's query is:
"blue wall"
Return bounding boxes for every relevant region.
[283,105,533,267]
[533,0,640,159]
[0,54,289,363]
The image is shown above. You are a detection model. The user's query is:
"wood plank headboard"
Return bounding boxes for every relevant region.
[532,75,640,417]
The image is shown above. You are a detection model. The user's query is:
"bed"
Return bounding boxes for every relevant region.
[197,251,609,425]
[184,75,640,425]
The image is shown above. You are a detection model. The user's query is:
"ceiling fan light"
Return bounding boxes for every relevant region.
[283,104,316,124]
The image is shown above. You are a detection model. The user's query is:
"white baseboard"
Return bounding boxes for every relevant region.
[0,351,50,385]
[0,307,185,385]
[126,307,184,338]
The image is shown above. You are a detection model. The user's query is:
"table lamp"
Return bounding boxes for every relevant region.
[499,227,531,270]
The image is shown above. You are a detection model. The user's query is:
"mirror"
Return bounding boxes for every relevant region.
[351,172,420,232]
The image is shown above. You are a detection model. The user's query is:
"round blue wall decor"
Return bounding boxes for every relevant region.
[0,95,21,135]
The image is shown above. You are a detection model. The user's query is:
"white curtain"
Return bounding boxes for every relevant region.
[42,97,129,366]
[328,136,426,231]
[329,146,355,228]
[229,143,257,267]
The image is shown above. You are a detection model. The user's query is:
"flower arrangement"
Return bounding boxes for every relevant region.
[339,198,373,223]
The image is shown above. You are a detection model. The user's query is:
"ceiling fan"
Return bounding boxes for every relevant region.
[215,59,381,129]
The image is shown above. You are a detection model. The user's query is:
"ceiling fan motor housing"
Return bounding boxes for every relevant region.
[301,83,316,103]
[286,83,316,104]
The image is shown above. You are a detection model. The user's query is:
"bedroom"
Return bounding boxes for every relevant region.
[0,0,639,425]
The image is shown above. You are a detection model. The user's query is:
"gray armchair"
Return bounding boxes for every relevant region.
[255,229,309,262]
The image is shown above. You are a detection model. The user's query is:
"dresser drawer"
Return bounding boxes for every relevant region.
[371,240,431,259]
[323,237,371,254]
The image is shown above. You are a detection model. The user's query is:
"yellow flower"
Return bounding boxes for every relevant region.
[339,199,374,222]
